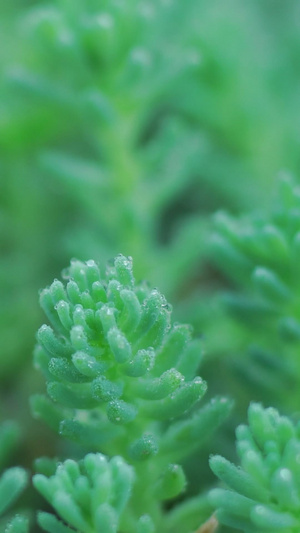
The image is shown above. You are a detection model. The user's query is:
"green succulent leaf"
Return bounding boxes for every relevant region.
[34,255,208,455]
[5,515,29,533]
[210,403,300,532]
[33,254,231,531]
[211,177,300,408]
[34,453,134,533]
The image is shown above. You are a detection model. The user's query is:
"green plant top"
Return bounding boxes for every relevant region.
[210,403,300,532]
[212,176,300,311]
[34,254,207,452]
[210,176,300,408]
[34,453,135,533]
[32,254,231,532]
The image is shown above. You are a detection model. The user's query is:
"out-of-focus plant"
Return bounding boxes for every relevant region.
[3,0,300,380]
[210,177,300,411]
[210,403,300,533]
[206,176,300,529]
[0,422,29,532]
[2,1,300,532]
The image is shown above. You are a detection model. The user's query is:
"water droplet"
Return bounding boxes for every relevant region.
[193,377,203,385]
[162,301,172,313]
[86,260,96,267]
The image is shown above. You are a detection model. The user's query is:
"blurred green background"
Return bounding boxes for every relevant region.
[1,0,300,529]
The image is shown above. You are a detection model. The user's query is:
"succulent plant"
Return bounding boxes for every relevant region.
[210,403,300,532]
[31,254,231,531]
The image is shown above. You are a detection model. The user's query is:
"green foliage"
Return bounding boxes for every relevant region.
[34,453,135,533]
[0,423,29,533]
[0,468,28,517]
[34,255,205,441]
[210,176,300,409]
[5,516,29,533]
[4,0,300,381]
[210,403,300,532]
[32,254,231,531]
[3,1,300,532]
